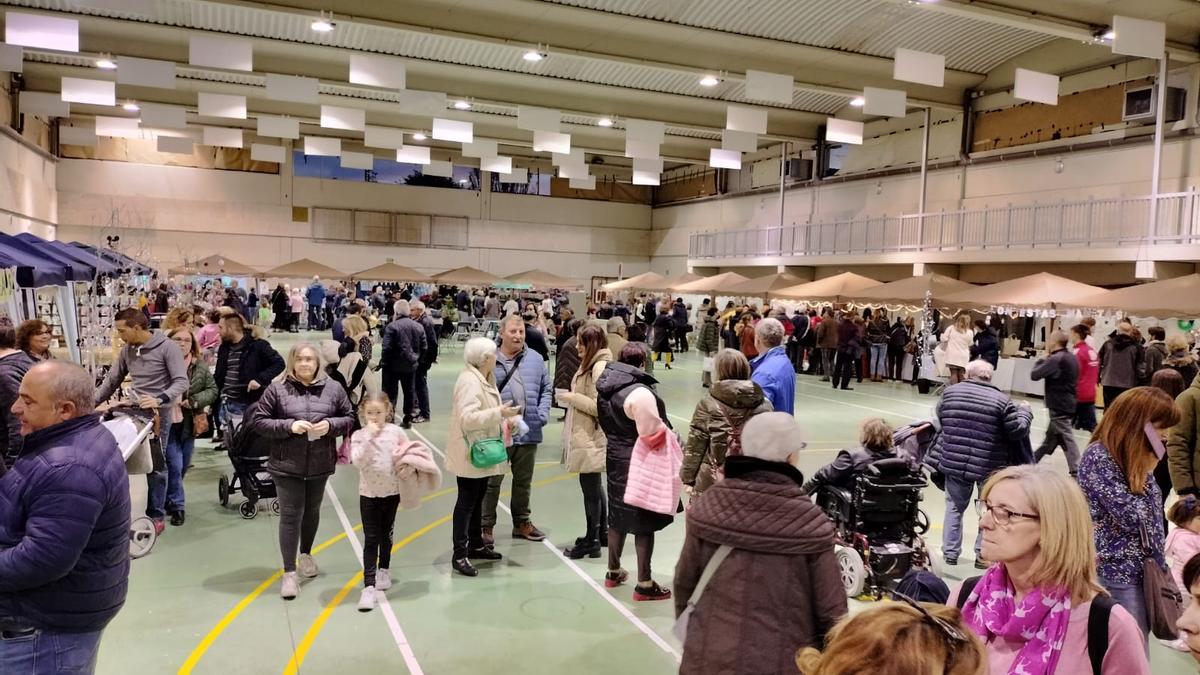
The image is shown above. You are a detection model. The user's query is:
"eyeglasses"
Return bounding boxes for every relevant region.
[975,499,1039,525]
[891,591,970,645]
[36,330,52,336]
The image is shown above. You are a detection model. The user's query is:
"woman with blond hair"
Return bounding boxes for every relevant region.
[340,313,373,365]
[557,324,613,559]
[950,464,1150,674]
[1079,386,1180,644]
[940,313,974,384]
[797,600,985,675]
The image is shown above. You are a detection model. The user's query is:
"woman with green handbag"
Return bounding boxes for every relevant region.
[445,336,522,577]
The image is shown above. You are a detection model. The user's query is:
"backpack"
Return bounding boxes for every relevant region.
[956,576,1113,675]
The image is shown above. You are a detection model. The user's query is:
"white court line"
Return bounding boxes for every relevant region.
[324,482,425,675]
[408,428,683,663]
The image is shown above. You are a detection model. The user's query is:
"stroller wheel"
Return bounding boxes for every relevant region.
[835,546,867,598]
[270,499,281,515]
[915,508,930,535]
[218,474,230,507]
[129,517,157,558]
[240,501,259,519]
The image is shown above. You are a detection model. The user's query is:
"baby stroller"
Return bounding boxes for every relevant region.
[101,406,161,559]
[815,456,934,599]
[216,400,278,519]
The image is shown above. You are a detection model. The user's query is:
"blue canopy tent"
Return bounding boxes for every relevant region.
[2,233,93,281]
[0,235,69,287]
[69,243,153,276]
[0,235,82,362]
[14,233,119,278]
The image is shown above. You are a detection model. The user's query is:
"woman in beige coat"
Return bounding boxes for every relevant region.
[446,337,521,577]
[556,323,613,559]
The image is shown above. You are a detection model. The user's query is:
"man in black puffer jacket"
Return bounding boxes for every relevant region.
[0,362,130,672]
[927,359,1032,567]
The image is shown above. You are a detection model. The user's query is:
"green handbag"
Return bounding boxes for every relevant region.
[470,437,507,468]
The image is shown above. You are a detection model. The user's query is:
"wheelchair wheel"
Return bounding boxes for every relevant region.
[129,517,157,559]
[915,508,930,535]
[835,546,867,597]
[270,499,281,515]
[240,501,259,519]
[218,474,230,507]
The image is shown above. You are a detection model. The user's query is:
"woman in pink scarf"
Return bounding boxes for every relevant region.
[948,464,1149,675]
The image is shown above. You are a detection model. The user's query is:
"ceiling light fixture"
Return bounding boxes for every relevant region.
[311,11,335,32]
[597,117,614,127]
[412,132,427,141]
[454,99,471,110]
[849,96,865,107]
[95,54,117,70]
[699,75,720,87]
[122,101,140,111]
[523,50,546,62]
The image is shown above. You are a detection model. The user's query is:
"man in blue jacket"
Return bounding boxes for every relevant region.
[0,361,130,674]
[306,276,327,331]
[750,318,796,415]
[481,315,552,545]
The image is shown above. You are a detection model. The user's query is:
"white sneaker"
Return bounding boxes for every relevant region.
[297,553,319,578]
[280,572,299,599]
[376,569,392,591]
[357,586,376,612]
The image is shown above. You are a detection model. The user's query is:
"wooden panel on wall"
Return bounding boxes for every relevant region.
[972,79,1148,152]
[654,170,718,204]
[549,176,652,204]
[60,137,280,173]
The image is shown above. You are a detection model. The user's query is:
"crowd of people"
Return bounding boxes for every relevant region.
[6,273,1200,674]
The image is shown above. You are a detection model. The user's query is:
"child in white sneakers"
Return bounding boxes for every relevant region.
[1164,496,1200,651]
[351,392,407,612]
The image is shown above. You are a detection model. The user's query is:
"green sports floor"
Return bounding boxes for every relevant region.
[99,331,1196,674]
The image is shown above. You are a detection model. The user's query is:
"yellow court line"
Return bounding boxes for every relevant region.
[282,473,576,675]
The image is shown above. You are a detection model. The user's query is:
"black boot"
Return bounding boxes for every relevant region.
[467,547,503,561]
[169,510,185,526]
[452,558,478,577]
[563,540,601,560]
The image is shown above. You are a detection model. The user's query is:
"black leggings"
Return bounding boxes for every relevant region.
[579,473,607,544]
[273,474,328,573]
[452,477,488,559]
[361,494,400,587]
[609,530,655,583]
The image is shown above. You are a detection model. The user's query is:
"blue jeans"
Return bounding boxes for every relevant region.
[1101,577,1149,654]
[0,628,103,674]
[869,343,887,377]
[307,305,323,330]
[158,422,194,513]
[145,418,174,521]
[942,474,983,561]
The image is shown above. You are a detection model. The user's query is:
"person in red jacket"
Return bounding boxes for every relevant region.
[1071,324,1100,432]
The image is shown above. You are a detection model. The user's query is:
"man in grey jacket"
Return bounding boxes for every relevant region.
[380,300,425,428]
[94,308,188,531]
[1031,331,1081,476]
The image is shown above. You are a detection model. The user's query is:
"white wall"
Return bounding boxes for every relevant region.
[0,130,56,239]
[55,160,652,284]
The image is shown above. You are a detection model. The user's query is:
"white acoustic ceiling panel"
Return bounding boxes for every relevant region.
[189,34,252,72]
[1112,15,1167,59]
[624,139,660,159]
[157,135,194,154]
[569,175,597,190]
[517,106,560,132]
[558,163,589,180]
[303,136,340,156]
[139,103,186,129]
[745,69,793,104]
[265,73,319,104]
[5,12,78,52]
[203,126,243,148]
[1013,68,1059,105]
[625,119,665,144]
[894,48,945,88]
[826,118,864,145]
[432,118,473,143]
[396,146,430,165]
[59,124,96,146]
[553,149,584,167]
[349,54,406,89]
[340,151,374,170]
[95,115,140,138]
[250,143,285,163]
[320,105,366,132]
[726,105,768,134]
[363,125,405,150]
[117,56,175,88]
[533,130,570,154]
[633,157,664,175]
[499,168,528,184]
[863,87,907,118]
[61,78,114,106]
[424,160,453,177]
[258,115,300,139]
[721,129,757,153]
[632,171,660,186]
[709,148,742,170]
[462,140,498,158]
[396,90,446,116]
[20,91,68,117]
[0,43,23,73]
[198,93,246,119]
[481,156,513,174]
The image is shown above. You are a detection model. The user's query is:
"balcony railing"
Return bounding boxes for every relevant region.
[688,191,1200,260]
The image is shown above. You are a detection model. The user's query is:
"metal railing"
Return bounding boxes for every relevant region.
[688,191,1200,260]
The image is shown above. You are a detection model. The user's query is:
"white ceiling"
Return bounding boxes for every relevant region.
[2,0,1197,168]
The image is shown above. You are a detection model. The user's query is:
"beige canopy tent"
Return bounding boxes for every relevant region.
[260,258,346,279]
[169,254,257,277]
[663,272,704,290]
[432,266,501,286]
[351,262,431,283]
[601,271,668,291]
[1071,274,1200,319]
[853,273,977,307]
[672,271,750,294]
[504,269,581,289]
[941,272,1108,310]
[724,272,805,297]
[775,272,882,302]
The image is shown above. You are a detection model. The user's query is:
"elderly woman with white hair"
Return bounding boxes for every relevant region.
[673,412,847,674]
[445,337,522,577]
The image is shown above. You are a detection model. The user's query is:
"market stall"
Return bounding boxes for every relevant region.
[170,254,259,278]
[1070,273,1200,319]
[352,262,432,284]
[261,258,347,280]
[431,266,501,286]
[775,272,882,303]
[504,269,580,289]
[600,271,668,292]
[671,271,749,295]
[723,272,806,298]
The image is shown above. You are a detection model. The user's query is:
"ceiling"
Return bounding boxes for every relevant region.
[2,0,1197,170]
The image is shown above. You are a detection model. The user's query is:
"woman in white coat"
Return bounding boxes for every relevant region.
[446,337,521,577]
[940,313,974,384]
